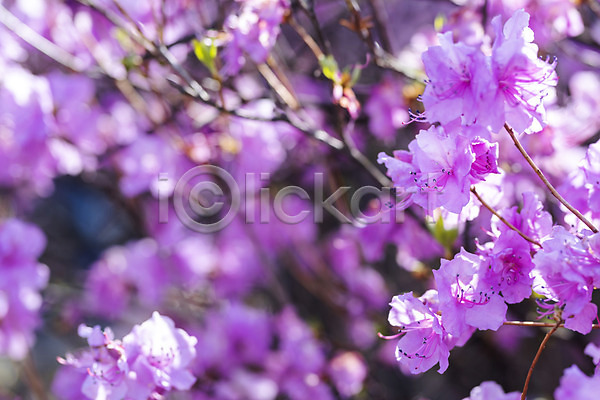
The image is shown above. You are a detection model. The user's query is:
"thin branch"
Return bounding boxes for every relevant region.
[504,122,598,233]
[22,354,48,400]
[520,318,561,400]
[79,1,346,154]
[111,0,149,43]
[504,320,600,329]
[366,0,392,52]
[287,15,325,60]
[470,187,542,248]
[257,62,300,110]
[342,121,392,187]
[165,77,344,150]
[156,44,211,102]
[0,4,87,72]
[296,0,333,55]
[341,0,416,79]
[587,0,600,19]
[266,55,301,109]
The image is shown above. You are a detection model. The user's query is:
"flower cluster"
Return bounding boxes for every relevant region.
[380,9,556,217]
[55,312,197,399]
[381,10,600,393]
[422,9,557,133]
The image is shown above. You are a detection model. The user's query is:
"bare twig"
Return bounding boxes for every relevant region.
[156,44,211,101]
[0,4,86,71]
[257,62,300,110]
[22,354,48,400]
[504,320,600,329]
[287,15,325,59]
[342,121,391,187]
[470,187,542,248]
[341,0,416,79]
[504,122,598,233]
[296,0,333,55]
[366,0,392,52]
[520,318,561,400]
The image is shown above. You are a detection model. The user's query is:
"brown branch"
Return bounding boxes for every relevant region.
[470,187,542,248]
[22,354,48,400]
[504,320,600,329]
[257,62,300,110]
[520,318,561,400]
[504,122,598,233]
[366,0,392,52]
[342,121,392,187]
[296,0,333,56]
[287,15,325,60]
[341,0,416,79]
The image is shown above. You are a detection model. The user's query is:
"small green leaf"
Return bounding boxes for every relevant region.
[193,38,217,76]
[319,55,339,81]
[434,14,446,32]
[114,27,135,52]
[349,65,361,86]
[429,216,458,251]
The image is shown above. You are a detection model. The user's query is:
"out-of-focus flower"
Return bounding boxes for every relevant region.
[222,0,290,76]
[327,352,367,397]
[463,381,520,400]
[0,219,49,360]
[56,312,197,399]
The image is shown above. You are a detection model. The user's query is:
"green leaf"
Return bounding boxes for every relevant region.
[434,14,446,32]
[193,38,217,76]
[319,55,339,81]
[349,65,361,86]
[429,216,458,251]
[114,27,135,52]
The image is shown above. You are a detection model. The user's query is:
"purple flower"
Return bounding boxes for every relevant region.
[555,365,600,400]
[270,308,334,400]
[222,0,290,76]
[57,313,197,399]
[487,9,557,133]
[434,249,507,337]
[378,125,499,214]
[365,76,409,142]
[585,342,600,375]
[0,66,57,195]
[327,352,367,397]
[532,226,600,334]
[487,0,584,45]
[470,138,500,181]
[491,191,553,249]
[84,239,168,319]
[582,141,600,216]
[0,219,49,360]
[194,303,272,377]
[420,10,556,133]
[59,325,129,400]
[483,231,534,304]
[420,31,489,126]
[463,381,520,400]
[123,312,198,396]
[387,291,451,374]
[114,133,192,198]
